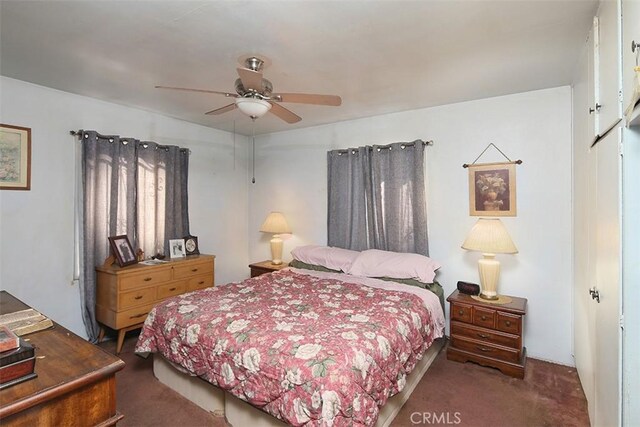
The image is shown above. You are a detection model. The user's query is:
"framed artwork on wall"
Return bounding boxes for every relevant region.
[468,162,516,216]
[0,124,31,190]
[108,235,138,267]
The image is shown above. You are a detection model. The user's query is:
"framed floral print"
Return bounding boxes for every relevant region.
[468,162,516,216]
[0,124,31,190]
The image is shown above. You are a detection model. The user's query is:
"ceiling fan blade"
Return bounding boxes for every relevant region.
[269,102,302,124]
[236,67,263,91]
[272,93,342,106]
[155,85,237,97]
[205,103,237,115]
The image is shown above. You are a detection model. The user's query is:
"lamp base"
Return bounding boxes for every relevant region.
[479,293,500,301]
[270,235,283,265]
[478,253,500,301]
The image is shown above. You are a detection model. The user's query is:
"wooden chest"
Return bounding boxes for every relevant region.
[446,290,527,378]
[96,254,215,353]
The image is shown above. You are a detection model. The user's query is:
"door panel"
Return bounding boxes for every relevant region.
[594,129,621,427]
[596,0,622,132]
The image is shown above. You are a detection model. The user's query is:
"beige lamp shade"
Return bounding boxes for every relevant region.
[461,218,518,254]
[260,212,291,265]
[462,218,517,300]
[259,212,291,234]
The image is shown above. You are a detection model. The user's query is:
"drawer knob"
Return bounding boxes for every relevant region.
[477,333,489,339]
[134,295,143,300]
[477,346,492,353]
[481,315,487,321]
[144,277,152,282]
[198,281,205,285]
[191,268,198,272]
[506,321,512,327]
[458,310,464,316]
[130,313,146,319]
[169,287,177,291]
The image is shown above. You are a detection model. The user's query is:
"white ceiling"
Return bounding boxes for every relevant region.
[0,0,597,136]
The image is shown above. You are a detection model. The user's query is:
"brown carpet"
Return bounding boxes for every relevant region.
[100,334,589,427]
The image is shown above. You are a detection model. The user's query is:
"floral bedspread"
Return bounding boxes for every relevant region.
[135,269,442,426]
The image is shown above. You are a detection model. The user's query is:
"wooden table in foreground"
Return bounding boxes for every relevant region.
[0,291,125,426]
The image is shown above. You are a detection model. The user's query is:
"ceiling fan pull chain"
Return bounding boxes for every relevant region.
[252,118,256,184]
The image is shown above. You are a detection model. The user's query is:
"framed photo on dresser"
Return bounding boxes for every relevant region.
[108,235,137,267]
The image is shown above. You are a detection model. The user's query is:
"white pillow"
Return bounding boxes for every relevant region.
[290,245,360,272]
[346,249,441,283]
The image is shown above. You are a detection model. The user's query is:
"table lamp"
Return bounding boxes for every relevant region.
[260,212,291,265]
[461,218,518,300]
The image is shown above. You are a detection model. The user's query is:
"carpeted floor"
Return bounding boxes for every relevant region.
[100,334,590,427]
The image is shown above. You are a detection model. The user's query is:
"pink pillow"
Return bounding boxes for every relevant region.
[290,245,360,272]
[346,249,441,283]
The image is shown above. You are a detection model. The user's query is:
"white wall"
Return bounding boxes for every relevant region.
[249,87,574,365]
[0,77,250,339]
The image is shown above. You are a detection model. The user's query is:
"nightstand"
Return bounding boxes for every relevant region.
[446,290,527,378]
[249,260,289,277]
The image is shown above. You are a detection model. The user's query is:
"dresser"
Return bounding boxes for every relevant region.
[446,290,527,378]
[96,254,215,354]
[249,260,289,277]
[0,291,125,426]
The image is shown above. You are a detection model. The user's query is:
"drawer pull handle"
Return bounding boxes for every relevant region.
[169,287,177,291]
[458,310,464,316]
[130,313,146,319]
[505,321,512,327]
[134,296,143,300]
[477,346,492,353]
[144,277,153,282]
[198,281,205,285]
[477,333,489,339]
[481,315,487,321]
[191,268,198,272]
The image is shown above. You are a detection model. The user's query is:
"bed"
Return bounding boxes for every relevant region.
[135,250,445,427]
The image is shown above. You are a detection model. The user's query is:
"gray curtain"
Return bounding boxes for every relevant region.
[327,140,428,255]
[80,132,190,341]
[81,132,137,341]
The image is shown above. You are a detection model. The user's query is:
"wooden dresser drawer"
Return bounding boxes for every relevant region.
[115,303,156,328]
[451,335,520,363]
[451,302,472,323]
[120,269,172,291]
[497,312,522,334]
[451,321,520,349]
[157,282,187,300]
[473,306,496,328]
[119,287,156,309]
[174,261,214,279]
[186,274,213,292]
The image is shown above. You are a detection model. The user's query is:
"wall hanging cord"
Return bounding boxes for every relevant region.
[462,142,522,168]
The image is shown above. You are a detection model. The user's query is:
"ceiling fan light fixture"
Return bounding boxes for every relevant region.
[235,97,271,118]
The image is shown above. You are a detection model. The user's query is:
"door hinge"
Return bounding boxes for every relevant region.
[620,314,624,330]
[619,140,624,156]
[618,90,623,103]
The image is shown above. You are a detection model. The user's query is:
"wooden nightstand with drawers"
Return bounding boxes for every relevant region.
[446,290,527,378]
[96,254,215,354]
[249,260,289,277]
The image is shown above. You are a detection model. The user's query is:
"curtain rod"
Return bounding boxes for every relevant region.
[70,129,190,154]
[333,139,433,155]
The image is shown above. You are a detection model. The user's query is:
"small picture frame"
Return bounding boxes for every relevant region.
[169,239,186,258]
[108,235,138,267]
[183,235,199,256]
[468,162,516,217]
[0,124,32,191]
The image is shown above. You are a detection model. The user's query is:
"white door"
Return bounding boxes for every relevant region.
[593,129,622,427]
[596,0,622,133]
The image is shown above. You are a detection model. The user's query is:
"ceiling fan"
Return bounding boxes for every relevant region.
[156,55,342,124]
